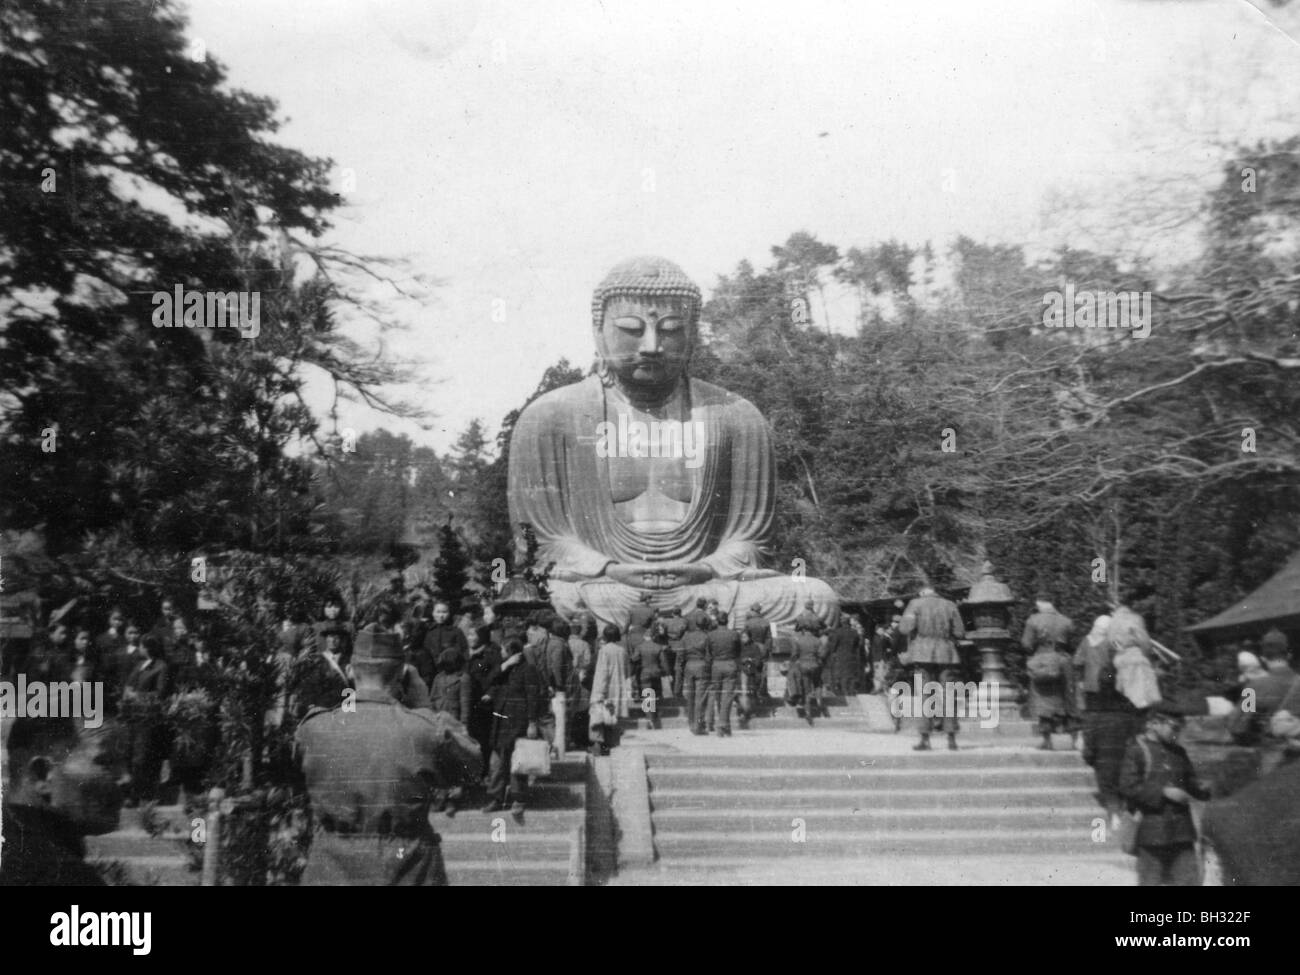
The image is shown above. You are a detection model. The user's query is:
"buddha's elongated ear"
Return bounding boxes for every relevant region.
[593,304,615,383]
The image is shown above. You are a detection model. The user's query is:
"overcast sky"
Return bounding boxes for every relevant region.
[181,0,1300,453]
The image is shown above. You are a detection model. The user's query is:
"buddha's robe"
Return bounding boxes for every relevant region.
[508,374,838,631]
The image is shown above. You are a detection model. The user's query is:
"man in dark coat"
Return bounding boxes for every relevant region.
[296,628,480,885]
[742,604,772,701]
[104,622,143,714]
[94,606,127,663]
[625,591,656,651]
[899,586,965,750]
[676,615,712,735]
[1119,702,1210,886]
[706,611,742,737]
[869,623,894,694]
[465,624,502,775]
[1229,627,1299,777]
[661,606,689,691]
[632,628,670,729]
[418,600,468,688]
[795,599,823,636]
[687,597,710,632]
[788,621,826,726]
[120,634,171,805]
[824,618,862,697]
[148,595,181,656]
[1022,598,1073,656]
[482,639,546,820]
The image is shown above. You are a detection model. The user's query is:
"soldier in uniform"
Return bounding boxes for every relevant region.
[632,625,670,729]
[1022,597,1077,750]
[295,629,481,885]
[660,606,688,695]
[687,597,710,632]
[676,615,712,735]
[742,603,772,701]
[788,619,826,726]
[796,599,824,637]
[626,591,657,651]
[1021,597,1073,661]
[706,611,742,736]
[899,585,966,751]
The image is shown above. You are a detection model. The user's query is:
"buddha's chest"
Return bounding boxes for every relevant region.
[597,407,701,530]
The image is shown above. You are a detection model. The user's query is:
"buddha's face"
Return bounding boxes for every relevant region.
[597,295,693,390]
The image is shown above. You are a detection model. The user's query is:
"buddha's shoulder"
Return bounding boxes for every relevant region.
[687,377,763,418]
[514,374,764,424]
[515,375,601,424]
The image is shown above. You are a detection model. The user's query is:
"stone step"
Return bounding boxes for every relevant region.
[84,828,192,858]
[83,853,200,887]
[622,853,1133,885]
[649,786,1099,810]
[646,751,1089,770]
[650,829,1118,858]
[445,862,575,886]
[647,768,1094,791]
[438,832,576,859]
[650,806,1101,833]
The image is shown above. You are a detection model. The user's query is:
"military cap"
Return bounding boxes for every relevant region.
[352,627,402,663]
[1261,627,1289,655]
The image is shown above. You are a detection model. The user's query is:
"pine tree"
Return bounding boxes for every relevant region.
[431,518,469,613]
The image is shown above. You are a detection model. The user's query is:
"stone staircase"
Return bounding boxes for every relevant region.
[85,804,199,887]
[604,690,1131,885]
[627,688,870,733]
[85,761,590,886]
[635,750,1130,884]
[437,758,587,886]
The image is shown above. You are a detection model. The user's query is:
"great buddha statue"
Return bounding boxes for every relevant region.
[507,256,840,632]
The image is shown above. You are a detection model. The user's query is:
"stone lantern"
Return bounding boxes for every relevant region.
[962,561,1019,710]
[490,574,552,642]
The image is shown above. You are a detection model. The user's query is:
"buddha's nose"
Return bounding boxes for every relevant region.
[639,323,662,355]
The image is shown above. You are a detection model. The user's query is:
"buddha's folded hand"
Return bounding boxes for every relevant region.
[605,561,714,589]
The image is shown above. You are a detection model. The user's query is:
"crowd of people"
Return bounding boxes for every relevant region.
[1011,598,1298,886]
[5,574,1297,887]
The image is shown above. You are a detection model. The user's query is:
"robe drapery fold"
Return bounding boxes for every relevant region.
[508,374,837,629]
[509,375,775,575]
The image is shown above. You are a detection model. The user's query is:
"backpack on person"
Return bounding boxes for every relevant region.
[1026,650,1065,684]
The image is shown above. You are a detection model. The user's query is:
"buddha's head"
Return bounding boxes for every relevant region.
[592,256,701,394]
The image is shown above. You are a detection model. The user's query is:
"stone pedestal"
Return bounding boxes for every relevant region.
[969,628,1021,711]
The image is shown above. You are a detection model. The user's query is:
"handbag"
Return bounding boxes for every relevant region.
[511,736,552,777]
[1267,677,1300,740]
[1119,738,1152,856]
